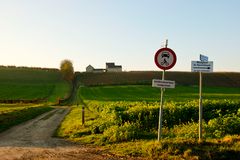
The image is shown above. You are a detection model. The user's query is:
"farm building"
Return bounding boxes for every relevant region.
[106,63,122,72]
[86,65,105,73]
[86,62,122,73]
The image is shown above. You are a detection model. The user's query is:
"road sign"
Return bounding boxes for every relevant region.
[191,61,213,72]
[152,79,175,88]
[192,55,213,142]
[154,48,177,70]
[154,41,177,141]
[200,54,208,62]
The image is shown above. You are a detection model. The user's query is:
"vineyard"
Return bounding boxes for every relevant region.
[77,71,240,87]
[57,84,240,159]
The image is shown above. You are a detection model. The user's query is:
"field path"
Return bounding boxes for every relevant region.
[0,107,138,160]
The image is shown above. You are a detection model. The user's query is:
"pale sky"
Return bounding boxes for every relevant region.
[0,0,240,72]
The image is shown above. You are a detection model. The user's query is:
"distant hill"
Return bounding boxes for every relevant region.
[0,67,70,103]
[0,66,60,83]
[77,71,240,87]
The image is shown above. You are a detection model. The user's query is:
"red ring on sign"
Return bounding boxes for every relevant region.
[154,47,177,70]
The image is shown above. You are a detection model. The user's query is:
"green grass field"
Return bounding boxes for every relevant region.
[0,67,239,159]
[57,84,240,159]
[0,67,70,102]
[79,85,240,102]
[0,67,71,132]
[0,103,39,114]
[0,67,71,133]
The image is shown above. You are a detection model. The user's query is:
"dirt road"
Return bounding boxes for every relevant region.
[0,107,139,160]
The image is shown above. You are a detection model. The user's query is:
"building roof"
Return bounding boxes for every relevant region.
[106,63,115,68]
[86,65,94,68]
[106,62,122,68]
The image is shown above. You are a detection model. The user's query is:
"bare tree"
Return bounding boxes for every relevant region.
[60,59,74,83]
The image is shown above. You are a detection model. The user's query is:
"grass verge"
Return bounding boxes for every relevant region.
[56,102,240,159]
[0,104,53,132]
[56,105,96,141]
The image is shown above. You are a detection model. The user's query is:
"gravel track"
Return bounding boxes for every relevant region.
[0,107,128,160]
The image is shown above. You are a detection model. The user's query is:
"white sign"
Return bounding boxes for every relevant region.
[200,54,208,62]
[152,79,175,88]
[191,61,213,72]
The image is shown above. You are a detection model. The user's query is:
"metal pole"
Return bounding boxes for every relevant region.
[158,70,165,141]
[165,39,168,48]
[199,72,203,142]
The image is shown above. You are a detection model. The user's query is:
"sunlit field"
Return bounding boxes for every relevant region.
[57,84,240,159]
[0,67,70,102]
[79,85,240,101]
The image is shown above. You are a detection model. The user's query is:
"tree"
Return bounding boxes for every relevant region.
[60,59,74,83]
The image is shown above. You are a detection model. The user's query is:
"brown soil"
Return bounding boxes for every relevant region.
[0,107,144,160]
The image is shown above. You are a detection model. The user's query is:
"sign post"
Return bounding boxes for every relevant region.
[191,54,213,142]
[153,40,177,141]
[158,70,165,141]
[199,71,203,141]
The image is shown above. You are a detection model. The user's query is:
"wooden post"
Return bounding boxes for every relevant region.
[82,105,85,125]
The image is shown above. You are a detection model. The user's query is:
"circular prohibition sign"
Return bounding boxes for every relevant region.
[154,47,177,70]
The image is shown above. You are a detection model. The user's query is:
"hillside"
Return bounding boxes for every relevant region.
[77,71,240,87]
[0,67,70,103]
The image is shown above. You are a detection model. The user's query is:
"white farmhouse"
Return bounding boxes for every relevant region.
[86,62,122,73]
[86,65,105,73]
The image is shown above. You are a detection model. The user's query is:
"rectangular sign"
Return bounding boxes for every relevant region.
[152,79,175,88]
[200,54,208,62]
[191,61,213,72]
